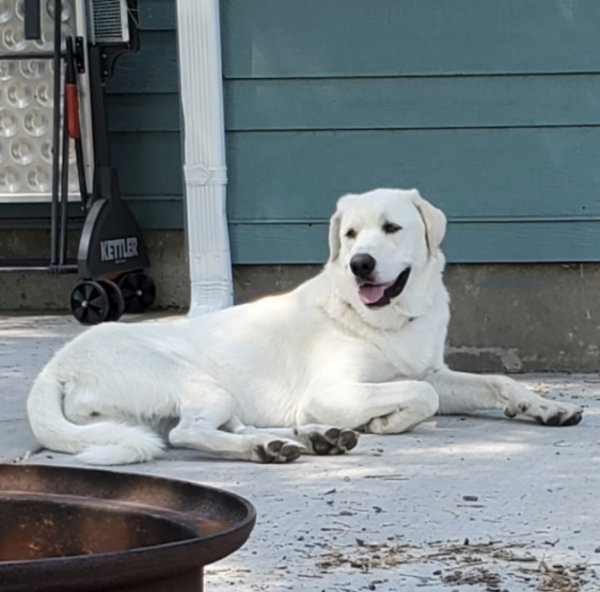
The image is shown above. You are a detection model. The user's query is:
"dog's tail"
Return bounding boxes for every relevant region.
[27,367,164,465]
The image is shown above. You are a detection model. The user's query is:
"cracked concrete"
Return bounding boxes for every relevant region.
[1,314,600,591]
[446,346,525,373]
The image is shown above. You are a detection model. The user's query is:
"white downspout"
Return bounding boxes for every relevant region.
[176,0,233,316]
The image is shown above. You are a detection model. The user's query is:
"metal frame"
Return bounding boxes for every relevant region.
[0,0,148,279]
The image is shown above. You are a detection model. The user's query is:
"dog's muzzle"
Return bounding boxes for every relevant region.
[356,267,412,308]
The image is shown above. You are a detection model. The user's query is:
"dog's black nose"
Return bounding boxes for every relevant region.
[350,253,376,279]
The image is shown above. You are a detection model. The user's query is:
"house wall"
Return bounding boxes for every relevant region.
[4,1,600,258]
[2,0,600,372]
[221,0,600,263]
[105,0,182,230]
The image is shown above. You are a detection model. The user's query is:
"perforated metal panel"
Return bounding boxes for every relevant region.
[0,0,93,203]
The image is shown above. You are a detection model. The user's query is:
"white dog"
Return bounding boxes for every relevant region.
[27,188,582,465]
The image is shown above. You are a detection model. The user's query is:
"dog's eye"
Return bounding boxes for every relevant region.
[382,222,402,234]
[345,228,357,239]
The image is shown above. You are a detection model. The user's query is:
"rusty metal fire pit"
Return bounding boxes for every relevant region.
[0,464,256,592]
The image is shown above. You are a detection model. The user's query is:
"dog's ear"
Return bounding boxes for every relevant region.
[328,208,343,263]
[411,190,447,257]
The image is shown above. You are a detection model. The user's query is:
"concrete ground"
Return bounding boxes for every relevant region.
[1,314,600,591]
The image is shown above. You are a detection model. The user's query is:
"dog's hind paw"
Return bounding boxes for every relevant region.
[308,428,359,455]
[252,439,302,463]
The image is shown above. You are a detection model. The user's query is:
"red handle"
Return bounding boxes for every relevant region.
[66,83,80,139]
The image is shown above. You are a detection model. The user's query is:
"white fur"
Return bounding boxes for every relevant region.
[27,188,583,465]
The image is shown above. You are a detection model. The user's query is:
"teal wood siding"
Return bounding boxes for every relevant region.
[107,0,182,229]
[0,0,183,230]
[221,0,600,263]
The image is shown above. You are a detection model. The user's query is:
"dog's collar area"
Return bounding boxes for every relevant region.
[359,267,412,309]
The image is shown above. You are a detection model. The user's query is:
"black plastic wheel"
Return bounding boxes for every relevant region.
[96,279,125,321]
[70,281,110,325]
[117,272,156,313]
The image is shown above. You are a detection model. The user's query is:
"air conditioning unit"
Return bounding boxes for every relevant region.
[88,0,130,45]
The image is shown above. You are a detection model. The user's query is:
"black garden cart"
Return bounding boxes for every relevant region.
[0,0,155,324]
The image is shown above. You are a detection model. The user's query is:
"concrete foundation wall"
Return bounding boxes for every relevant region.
[1,229,598,373]
[0,229,190,310]
[233,263,600,374]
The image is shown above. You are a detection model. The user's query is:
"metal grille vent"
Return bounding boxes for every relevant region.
[89,0,130,45]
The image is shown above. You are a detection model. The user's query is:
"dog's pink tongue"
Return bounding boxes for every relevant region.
[358,284,387,305]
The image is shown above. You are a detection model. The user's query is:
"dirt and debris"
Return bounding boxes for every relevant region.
[316,539,594,591]
[462,495,479,502]
[532,383,551,395]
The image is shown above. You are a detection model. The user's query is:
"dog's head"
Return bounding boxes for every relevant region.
[327,188,446,311]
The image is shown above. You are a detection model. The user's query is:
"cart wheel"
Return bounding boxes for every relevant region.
[117,272,156,313]
[70,281,110,325]
[96,279,125,321]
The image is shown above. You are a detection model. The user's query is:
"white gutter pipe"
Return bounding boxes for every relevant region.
[176,0,233,315]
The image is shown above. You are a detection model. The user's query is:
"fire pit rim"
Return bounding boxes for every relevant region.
[0,463,257,592]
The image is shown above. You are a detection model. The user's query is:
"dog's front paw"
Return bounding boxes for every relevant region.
[498,377,583,427]
[532,400,583,427]
[504,399,583,427]
[251,439,303,463]
[308,428,359,455]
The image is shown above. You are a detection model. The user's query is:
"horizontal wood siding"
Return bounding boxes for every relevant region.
[106,2,181,229]
[221,0,600,263]
[4,1,600,263]
[226,128,600,220]
[225,75,600,130]
[231,221,600,264]
[221,0,600,77]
